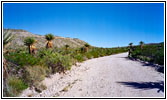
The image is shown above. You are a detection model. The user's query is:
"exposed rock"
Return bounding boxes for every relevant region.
[4,29,88,49]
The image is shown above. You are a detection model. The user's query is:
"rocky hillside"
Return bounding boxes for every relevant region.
[4,29,88,49]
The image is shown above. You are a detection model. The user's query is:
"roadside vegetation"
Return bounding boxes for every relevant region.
[128,42,164,73]
[3,32,128,97]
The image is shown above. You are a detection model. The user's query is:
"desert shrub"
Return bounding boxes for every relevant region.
[5,76,28,96]
[85,52,93,59]
[23,66,47,87]
[36,83,47,92]
[74,53,84,62]
[106,48,112,55]
[59,48,75,56]
[5,52,38,67]
[90,50,99,58]
[154,49,164,65]
[99,49,106,57]
[131,50,141,58]
[80,47,86,53]
[138,56,152,62]
[42,52,72,73]
[131,43,164,65]
[37,48,53,58]
[43,52,60,73]
[39,84,47,90]
[61,55,72,70]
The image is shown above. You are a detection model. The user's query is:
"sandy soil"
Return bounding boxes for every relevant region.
[20,52,164,97]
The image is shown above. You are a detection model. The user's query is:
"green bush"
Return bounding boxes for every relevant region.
[90,51,99,58]
[138,56,152,62]
[106,48,112,55]
[6,76,28,96]
[131,50,141,58]
[85,52,93,59]
[154,49,164,65]
[74,54,84,62]
[42,51,72,73]
[37,48,53,58]
[5,52,39,67]
[24,66,47,87]
[131,43,164,65]
[61,55,73,70]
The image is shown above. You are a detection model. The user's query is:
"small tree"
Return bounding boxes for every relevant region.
[139,41,144,49]
[24,37,35,54]
[84,43,90,52]
[45,33,54,49]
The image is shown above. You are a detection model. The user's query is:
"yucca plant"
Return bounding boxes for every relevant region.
[24,37,35,54]
[65,44,70,50]
[129,42,133,48]
[3,31,14,50]
[84,43,90,52]
[3,30,14,96]
[45,33,54,49]
[3,30,14,76]
[139,41,144,49]
[128,43,133,56]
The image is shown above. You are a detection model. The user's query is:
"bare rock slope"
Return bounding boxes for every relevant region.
[4,29,87,49]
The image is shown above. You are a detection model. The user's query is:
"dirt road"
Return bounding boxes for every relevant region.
[21,52,164,97]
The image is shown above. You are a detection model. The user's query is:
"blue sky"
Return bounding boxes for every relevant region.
[3,3,164,48]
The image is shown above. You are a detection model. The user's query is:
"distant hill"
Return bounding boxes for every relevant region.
[146,42,164,46]
[4,29,88,49]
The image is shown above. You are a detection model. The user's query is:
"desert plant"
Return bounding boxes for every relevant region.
[139,41,144,49]
[128,42,133,56]
[65,44,70,50]
[74,54,84,62]
[154,48,164,65]
[130,43,164,72]
[84,43,90,52]
[3,31,14,49]
[45,33,54,49]
[5,52,39,67]
[129,42,133,48]
[5,76,27,97]
[80,47,85,53]
[3,31,14,74]
[61,55,72,70]
[31,40,38,54]
[24,66,47,87]
[37,48,53,58]
[24,37,35,54]
[3,30,14,97]
[3,30,14,76]
[42,52,72,73]
[85,52,93,59]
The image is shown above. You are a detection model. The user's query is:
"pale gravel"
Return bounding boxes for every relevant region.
[20,52,164,97]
